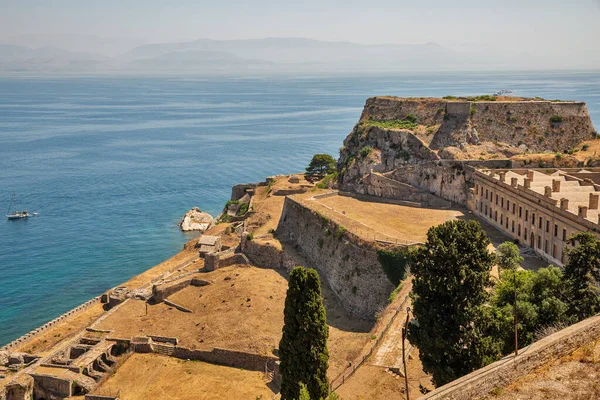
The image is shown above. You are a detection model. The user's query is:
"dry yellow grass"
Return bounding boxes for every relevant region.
[316,195,464,243]
[16,303,105,355]
[337,350,432,400]
[95,266,287,355]
[93,353,275,400]
[486,340,600,400]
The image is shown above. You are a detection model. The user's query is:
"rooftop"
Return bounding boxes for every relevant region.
[479,168,600,225]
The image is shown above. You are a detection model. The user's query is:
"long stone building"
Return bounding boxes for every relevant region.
[471,168,600,266]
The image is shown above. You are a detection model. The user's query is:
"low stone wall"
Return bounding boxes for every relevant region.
[147,335,178,345]
[204,250,248,271]
[242,238,299,272]
[85,395,119,400]
[0,296,101,352]
[171,346,278,372]
[420,314,600,400]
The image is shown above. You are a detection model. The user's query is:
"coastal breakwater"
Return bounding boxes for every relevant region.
[275,195,397,319]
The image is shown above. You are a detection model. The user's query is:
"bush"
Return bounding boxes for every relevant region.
[225,200,240,208]
[582,144,590,151]
[359,146,373,158]
[237,202,249,216]
[361,118,418,131]
[333,225,346,240]
[388,283,403,303]
[246,233,254,241]
[316,172,339,189]
[550,115,563,123]
[404,114,418,123]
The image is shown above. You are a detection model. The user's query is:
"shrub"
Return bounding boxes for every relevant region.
[582,144,590,151]
[316,172,339,189]
[246,233,254,241]
[404,114,418,123]
[236,202,249,216]
[550,115,563,123]
[333,225,346,240]
[361,118,418,131]
[225,200,240,208]
[359,146,373,158]
[388,283,404,303]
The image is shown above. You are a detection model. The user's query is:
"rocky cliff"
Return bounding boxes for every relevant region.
[338,96,597,203]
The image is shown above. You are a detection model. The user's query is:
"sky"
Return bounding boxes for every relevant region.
[1,0,599,55]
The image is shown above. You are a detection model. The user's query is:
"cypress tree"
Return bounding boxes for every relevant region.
[279,266,329,400]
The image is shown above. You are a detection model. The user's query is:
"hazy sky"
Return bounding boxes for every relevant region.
[1,0,599,52]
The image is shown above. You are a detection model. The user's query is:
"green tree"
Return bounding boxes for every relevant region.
[408,220,495,387]
[564,232,600,320]
[496,241,523,355]
[305,154,337,176]
[279,267,329,400]
[487,266,568,355]
[496,242,523,272]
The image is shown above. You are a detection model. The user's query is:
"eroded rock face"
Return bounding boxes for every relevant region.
[338,96,597,203]
[179,207,213,232]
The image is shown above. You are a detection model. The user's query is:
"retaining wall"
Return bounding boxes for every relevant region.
[275,196,397,319]
[420,314,600,400]
[169,346,277,372]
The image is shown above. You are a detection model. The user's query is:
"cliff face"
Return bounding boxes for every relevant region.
[339,96,597,201]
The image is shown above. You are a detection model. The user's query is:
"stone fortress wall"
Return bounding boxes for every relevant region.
[275,195,398,319]
[360,96,596,153]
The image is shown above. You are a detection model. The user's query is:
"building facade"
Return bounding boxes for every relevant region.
[471,168,600,267]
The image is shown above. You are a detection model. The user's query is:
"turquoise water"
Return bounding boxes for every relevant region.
[1,71,599,346]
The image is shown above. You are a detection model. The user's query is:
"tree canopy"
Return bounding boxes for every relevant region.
[306,154,337,176]
[485,266,569,355]
[408,219,495,386]
[279,266,329,400]
[496,242,523,272]
[564,232,600,320]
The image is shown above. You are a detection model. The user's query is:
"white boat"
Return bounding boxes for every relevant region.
[6,192,30,220]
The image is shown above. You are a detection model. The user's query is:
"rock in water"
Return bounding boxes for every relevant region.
[179,207,214,232]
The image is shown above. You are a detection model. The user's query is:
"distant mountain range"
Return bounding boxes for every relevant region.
[0,36,598,74]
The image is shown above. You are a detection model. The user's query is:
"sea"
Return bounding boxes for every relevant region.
[1,71,599,346]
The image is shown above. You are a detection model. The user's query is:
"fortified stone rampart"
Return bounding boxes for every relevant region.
[275,196,397,319]
[419,314,600,400]
[360,96,596,153]
[387,160,511,205]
